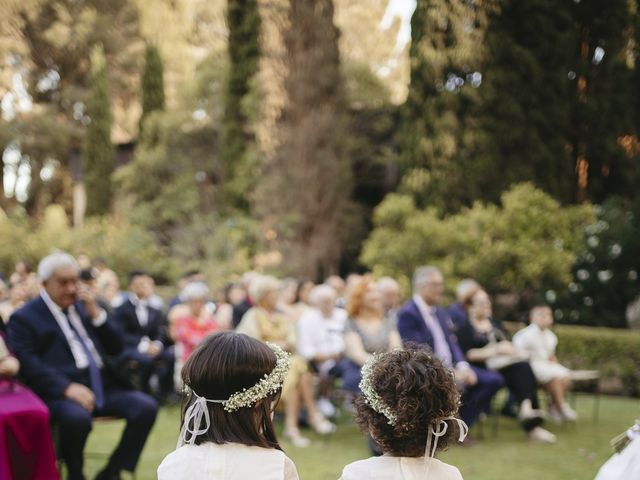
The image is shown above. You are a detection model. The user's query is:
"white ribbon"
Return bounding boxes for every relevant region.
[424,417,468,475]
[177,392,226,448]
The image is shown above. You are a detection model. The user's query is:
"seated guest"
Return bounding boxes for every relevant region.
[342,275,402,394]
[93,258,121,309]
[0,281,27,324]
[169,282,219,363]
[213,283,244,331]
[297,285,348,417]
[324,275,346,309]
[168,270,205,310]
[113,271,175,401]
[457,287,556,443]
[447,278,480,329]
[340,348,466,480]
[297,285,347,376]
[0,328,59,479]
[377,276,402,320]
[397,266,503,431]
[8,252,158,480]
[232,272,255,328]
[237,275,334,447]
[513,304,577,423]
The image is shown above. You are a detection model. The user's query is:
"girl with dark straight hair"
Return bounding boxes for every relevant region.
[158,331,299,479]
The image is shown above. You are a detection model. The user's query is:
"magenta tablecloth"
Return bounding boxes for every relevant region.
[0,381,59,480]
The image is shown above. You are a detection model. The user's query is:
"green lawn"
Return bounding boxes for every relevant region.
[83,393,639,480]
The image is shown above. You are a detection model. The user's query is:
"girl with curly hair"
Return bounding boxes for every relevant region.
[340,347,467,479]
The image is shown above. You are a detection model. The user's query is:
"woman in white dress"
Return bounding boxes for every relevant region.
[340,348,467,480]
[512,304,577,423]
[157,331,299,480]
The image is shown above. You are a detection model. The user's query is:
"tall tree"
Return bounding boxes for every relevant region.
[400,0,490,212]
[83,45,115,217]
[220,0,261,210]
[569,0,637,203]
[254,0,351,278]
[472,0,577,204]
[139,43,165,133]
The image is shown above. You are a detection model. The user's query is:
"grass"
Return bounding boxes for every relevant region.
[82,393,639,480]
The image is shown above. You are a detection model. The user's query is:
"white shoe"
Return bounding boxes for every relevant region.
[317,397,336,418]
[561,404,578,422]
[528,427,557,444]
[284,429,311,447]
[310,413,336,435]
[548,406,565,424]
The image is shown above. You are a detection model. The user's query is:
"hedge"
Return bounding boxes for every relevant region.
[503,323,640,396]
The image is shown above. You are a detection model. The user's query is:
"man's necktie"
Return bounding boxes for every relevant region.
[65,311,105,410]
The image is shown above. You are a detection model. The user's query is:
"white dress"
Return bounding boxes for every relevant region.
[340,456,463,480]
[157,442,299,480]
[595,427,640,480]
[512,324,570,384]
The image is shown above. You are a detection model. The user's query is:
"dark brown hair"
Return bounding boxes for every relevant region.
[180,331,283,449]
[354,346,461,457]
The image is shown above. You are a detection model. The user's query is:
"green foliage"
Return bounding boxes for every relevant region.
[139,44,165,133]
[115,110,219,243]
[555,324,640,396]
[400,0,490,211]
[83,44,115,217]
[555,198,640,328]
[473,0,576,204]
[0,205,168,282]
[220,0,261,210]
[361,183,594,296]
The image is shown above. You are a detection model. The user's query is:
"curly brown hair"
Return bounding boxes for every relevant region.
[354,346,462,457]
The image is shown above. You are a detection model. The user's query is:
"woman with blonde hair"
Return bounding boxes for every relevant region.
[237,275,334,447]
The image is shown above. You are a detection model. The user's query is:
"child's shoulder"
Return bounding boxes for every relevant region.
[340,456,462,480]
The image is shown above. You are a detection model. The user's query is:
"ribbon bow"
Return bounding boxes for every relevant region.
[177,392,225,448]
[424,417,468,475]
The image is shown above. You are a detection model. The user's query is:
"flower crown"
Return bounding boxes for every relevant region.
[187,342,291,412]
[359,352,398,425]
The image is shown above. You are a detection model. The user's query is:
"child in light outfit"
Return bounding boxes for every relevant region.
[513,305,577,423]
[340,347,467,480]
[158,331,299,480]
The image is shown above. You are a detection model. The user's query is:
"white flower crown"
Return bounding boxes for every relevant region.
[186,342,291,412]
[359,353,398,426]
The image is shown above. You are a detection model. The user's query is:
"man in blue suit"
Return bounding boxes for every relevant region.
[397,266,503,431]
[113,271,174,401]
[8,253,158,480]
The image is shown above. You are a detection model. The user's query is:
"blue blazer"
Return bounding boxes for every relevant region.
[112,297,169,350]
[397,299,466,365]
[7,295,124,401]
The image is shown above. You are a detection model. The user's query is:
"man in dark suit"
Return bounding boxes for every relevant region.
[113,271,174,401]
[8,253,158,480]
[397,266,503,431]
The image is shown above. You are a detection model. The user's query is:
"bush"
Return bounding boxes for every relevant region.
[0,205,170,283]
[360,183,594,298]
[555,325,640,396]
[553,198,640,328]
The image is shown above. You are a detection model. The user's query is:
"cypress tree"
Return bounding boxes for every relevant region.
[220,0,261,209]
[400,0,488,212]
[139,44,165,134]
[83,44,115,217]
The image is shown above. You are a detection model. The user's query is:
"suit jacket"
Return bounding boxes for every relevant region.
[396,299,466,365]
[7,295,124,401]
[112,297,168,350]
[447,301,469,330]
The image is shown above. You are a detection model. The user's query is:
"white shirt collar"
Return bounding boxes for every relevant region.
[413,294,435,315]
